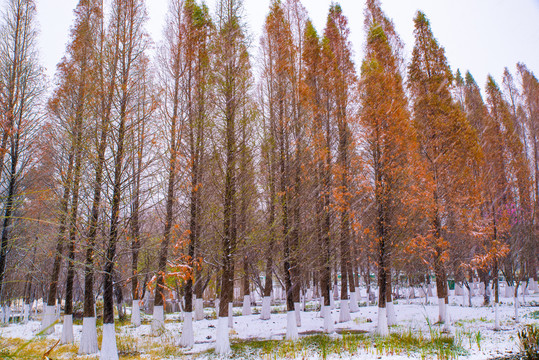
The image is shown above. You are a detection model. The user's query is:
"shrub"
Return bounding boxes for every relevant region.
[518,324,539,360]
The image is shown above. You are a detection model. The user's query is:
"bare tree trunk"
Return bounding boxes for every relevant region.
[47,151,74,307]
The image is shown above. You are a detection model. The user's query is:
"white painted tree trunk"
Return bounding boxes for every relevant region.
[443,306,451,332]
[349,292,359,313]
[339,299,351,323]
[195,298,204,320]
[386,301,396,326]
[215,316,231,355]
[99,323,118,360]
[3,306,10,324]
[242,295,251,316]
[131,300,141,327]
[318,296,324,318]
[41,305,56,334]
[286,311,299,340]
[376,307,389,336]
[514,295,519,323]
[215,299,220,317]
[294,302,301,327]
[494,302,500,330]
[22,303,30,323]
[179,311,194,348]
[329,291,335,310]
[438,298,446,323]
[61,314,74,344]
[151,305,164,332]
[228,303,233,328]
[260,296,271,320]
[322,305,334,333]
[79,316,99,355]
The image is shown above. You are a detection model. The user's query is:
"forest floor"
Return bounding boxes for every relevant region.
[0,292,538,359]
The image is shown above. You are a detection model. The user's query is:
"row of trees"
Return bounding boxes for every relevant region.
[0,0,537,356]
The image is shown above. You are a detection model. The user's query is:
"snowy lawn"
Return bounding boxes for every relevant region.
[0,294,538,359]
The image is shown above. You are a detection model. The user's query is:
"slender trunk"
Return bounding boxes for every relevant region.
[83,9,119,318]
[47,151,75,306]
[185,162,199,313]
[130,128,143,301]
[220,83,237,318]
[264,160,276,298]
[65,113,84,316]
[103,102,127,325]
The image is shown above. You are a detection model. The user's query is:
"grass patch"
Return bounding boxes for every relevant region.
[0,337,91,360]
[526,310,539,320]
[0,333,183,360]
[200,330,466,359]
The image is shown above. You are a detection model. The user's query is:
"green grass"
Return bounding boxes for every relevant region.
[526,310,539,320]
[200,330,466,359]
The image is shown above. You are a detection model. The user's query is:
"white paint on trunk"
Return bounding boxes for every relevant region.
[438,298,446,323]
[260,296,271,320]
[41,305,56,335]
[386,301,397,326]
[228,302,233,328]
[339,299,351,323]
[318,297,324,318]
[23,303,30,323]
[151,305,164,332]
[195,298,204,321]
[215,299,220,317]
[514,295,519,323]
[294,302,301,327]
[443,305,451,332]
[215,316,231,355]
[242,295,251,316]
[286,311,299,340]
[61,314,74,344]
[99,323,118,360]
[322,305,334,333]
[376,306,389,336]
[179,311,194,348]
[494,302,500,330]
[349,292,359,313]
[329,291,335,310]
[131,300,141,327]
[79,316,99,355]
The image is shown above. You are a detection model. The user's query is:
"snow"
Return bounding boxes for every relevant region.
[0,291,537,359]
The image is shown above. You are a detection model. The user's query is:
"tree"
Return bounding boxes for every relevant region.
[483,75,531,326]
[408,11,480,325]
[517,63,539,282]
[0,0,44,308]
[360,4,420,333]
[212,0,252,353]
[323,3,356,325]
[260,0,298,338]
[46,0,99,344]
[100,0,149,358]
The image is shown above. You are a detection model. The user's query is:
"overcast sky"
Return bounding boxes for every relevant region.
[34,0,539,90]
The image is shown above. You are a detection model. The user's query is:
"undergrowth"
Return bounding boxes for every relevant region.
[202,330,466,360]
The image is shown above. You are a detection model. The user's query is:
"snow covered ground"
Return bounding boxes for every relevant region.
[1,291,538,359]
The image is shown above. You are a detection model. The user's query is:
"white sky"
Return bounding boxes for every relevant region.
[34,0,539,90]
